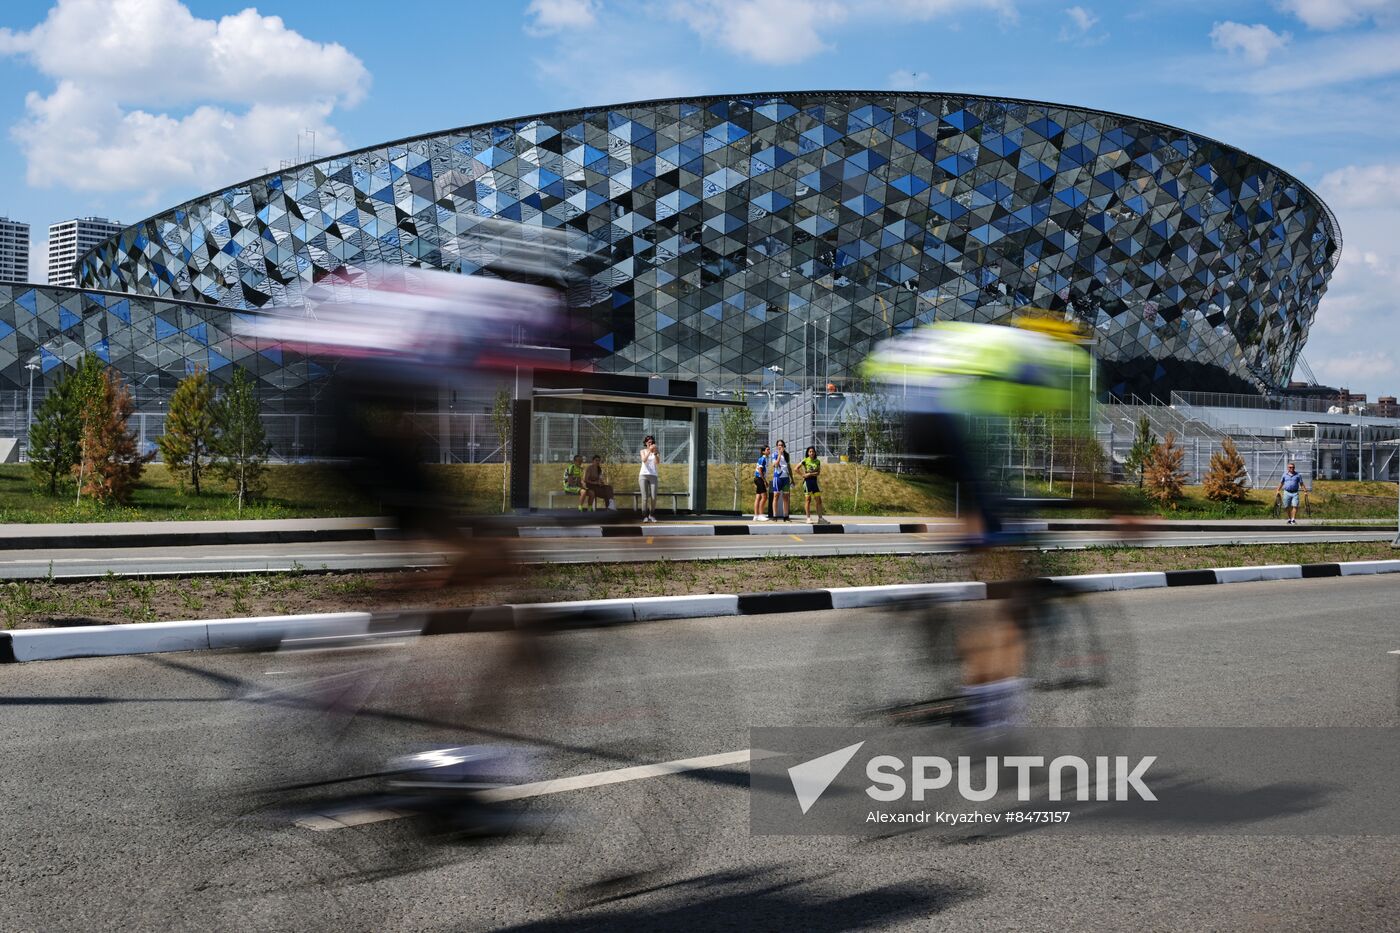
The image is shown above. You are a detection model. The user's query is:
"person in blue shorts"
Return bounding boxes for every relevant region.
[796,446,826,523]
[1276,462,1309,525]
[753,445,770,521]
[771,439,792,521]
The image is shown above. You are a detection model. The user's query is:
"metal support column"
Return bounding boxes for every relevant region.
[693,409,708,515]
[510,399,532,511]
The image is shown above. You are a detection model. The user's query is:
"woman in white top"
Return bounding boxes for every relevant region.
[638,435,659,523]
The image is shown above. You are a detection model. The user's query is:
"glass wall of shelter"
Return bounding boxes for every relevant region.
[530,397,695,511]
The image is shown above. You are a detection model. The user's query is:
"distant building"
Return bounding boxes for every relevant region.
[1375,396,1398,418]
[1337,387,1368,405]
[47,217,123,287]
[0,217,29,284]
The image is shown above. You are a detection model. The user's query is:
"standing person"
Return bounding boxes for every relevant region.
[584,454,614,511]
[797,445,826,523]
[639,435,659,523]
[1276,462,1309,525]
[772,439,792,521]
[752,444,771,521]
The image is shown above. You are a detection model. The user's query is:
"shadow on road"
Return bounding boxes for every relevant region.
[499,866,983,932]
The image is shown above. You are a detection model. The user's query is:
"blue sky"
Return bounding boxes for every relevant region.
[1,0,1397,394]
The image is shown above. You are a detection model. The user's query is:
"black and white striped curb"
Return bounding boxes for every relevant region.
[4,558,1398,663]
[511,520,970,538]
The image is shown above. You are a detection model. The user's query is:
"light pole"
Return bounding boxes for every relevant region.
[766,365,782,519]
[24,357,40,461]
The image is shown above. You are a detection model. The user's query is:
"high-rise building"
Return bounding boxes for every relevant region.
[0,217,29,284]
[47,216,123,287]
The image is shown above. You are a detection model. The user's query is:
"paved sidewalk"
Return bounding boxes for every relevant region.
[0,513,1391,550]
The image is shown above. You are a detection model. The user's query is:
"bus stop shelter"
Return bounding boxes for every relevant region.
[510,370,747,514]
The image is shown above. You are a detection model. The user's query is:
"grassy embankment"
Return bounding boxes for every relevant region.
[0,461,1394,523]
[0,462,953,522]
[4,539,1397,629]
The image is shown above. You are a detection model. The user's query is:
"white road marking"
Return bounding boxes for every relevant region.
[295,748,765,832]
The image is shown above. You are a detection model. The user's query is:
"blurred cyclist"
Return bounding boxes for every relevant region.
[862,313,1094,727]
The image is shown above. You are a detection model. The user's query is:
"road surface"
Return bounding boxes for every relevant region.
[2,576,1397,930]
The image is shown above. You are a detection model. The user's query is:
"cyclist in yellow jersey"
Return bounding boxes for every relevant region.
[862,315,1094,726]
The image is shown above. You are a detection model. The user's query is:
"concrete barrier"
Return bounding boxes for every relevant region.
[1051,572,1168,592]
[1212,564,1304,585]
[7,620,210,662]
[631,594,740,620]
[1337,560,1400,576]
[828,581,987,609]
[205,612,376,649]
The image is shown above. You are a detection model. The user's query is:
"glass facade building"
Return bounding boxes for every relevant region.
[53,92,1340,399]
[0,284,317,403]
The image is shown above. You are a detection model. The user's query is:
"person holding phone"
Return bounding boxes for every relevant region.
[639,435,659,523]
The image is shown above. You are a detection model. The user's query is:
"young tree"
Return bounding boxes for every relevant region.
[1057,427,1107,499]
[211,369,269,513]
[588,415,627,467]
[158,370,215,494]
[28,368,83,495]
[1123,415,1157,488]
[75,364,148,504]
[1203,436,1250,503]
[491,387,513,513]
[838,377,894,513]
[710,390,756,510]
[1143,432,1187,508]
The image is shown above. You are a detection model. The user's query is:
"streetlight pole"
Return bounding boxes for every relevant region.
[767,364,782,518]
[24,357,40,461]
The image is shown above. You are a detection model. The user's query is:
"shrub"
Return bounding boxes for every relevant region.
[1143,432,1186,507]
[1203,437,1250,503]
[28,365,83,495]
[211,369,269,513]
[1123,415,1157,488]
[75,365,149,504]
[158,370,216,494]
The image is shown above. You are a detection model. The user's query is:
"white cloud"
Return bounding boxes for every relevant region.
[1058,5,1107,44]
[887,69,934,90]
[671,0,1014,65]
[1278,0,1400,31]
[525,0,601,35]
[29,238,47,284]
[1209,21,1290,64]
[1301,162,1400,394]
[1065,6,1097,32]
[673,0,846,65]
[0,0,368,196]
[1309,350,1396,388]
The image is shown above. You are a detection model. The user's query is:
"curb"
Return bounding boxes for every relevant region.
[5,558,1400,664]
[0,528,383,551]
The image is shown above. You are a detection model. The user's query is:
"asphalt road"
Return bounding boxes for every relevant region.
[3,577,1398,931]
[0,528,1393,579]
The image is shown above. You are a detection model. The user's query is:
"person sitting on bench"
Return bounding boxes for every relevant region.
[584,455,615,510]
[563,454,587,510]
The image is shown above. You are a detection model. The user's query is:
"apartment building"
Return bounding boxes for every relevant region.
[47,216,123,287]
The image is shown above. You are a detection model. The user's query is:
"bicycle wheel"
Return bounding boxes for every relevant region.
[1017,581,1138,727]
[792,593,973,728]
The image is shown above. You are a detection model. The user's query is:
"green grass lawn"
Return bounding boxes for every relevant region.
[0,460,1393,523]
[0,463,374,523]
